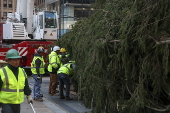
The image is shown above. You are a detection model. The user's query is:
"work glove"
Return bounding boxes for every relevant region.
[27,95,33,104]
[52,67,58,72]
[37,74,41,80]
[65,54,70,57]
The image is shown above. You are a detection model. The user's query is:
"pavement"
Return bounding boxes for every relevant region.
[0,89,66,113]
[21,96,67,113]
[0,76,91,113]
[26,76,91,113]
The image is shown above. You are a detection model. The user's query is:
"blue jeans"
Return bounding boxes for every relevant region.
[58,73,70,97]
[32,74,42,99]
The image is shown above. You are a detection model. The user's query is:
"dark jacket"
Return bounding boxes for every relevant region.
[33,53,42,75]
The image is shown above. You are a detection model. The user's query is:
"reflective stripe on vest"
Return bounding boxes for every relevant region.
[2,68,9,89]
[57,63,72,75]
[63,64,71,73]
[1,68,25,92]
[1,89,24,92]
[49,55,60,66]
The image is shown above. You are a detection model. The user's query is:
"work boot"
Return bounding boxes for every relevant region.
[65,96,73,100]
[51,93,59,96]
[34,98,43,102]
[55,90,59,93]
[40,94,43,97]
[60,96,65,99]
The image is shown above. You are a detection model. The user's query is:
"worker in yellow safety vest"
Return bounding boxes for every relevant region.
[48,46,62,96]
[60,48,67,55]
[0,49,33,113]
[57,61,75,100]
[31,46,45,102]
[59,48,69,64]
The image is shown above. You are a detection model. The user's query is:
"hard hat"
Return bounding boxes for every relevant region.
[60,48,66,52]
[6,49,22,59]
[53,46,60,51]
[37,46,45,53]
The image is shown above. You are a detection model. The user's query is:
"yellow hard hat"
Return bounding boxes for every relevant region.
[60,48,66,52]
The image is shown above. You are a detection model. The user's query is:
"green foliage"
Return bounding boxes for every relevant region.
[57,0,170,112]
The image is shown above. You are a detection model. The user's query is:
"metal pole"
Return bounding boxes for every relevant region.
[82,0,83,17]
[30,103,36,113]
[62,0,64,36]
[58,0,61,39]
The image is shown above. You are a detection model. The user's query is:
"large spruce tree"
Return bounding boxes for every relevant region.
[57,0,170,112]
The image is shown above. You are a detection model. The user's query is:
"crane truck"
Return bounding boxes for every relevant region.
[0,0,59,75]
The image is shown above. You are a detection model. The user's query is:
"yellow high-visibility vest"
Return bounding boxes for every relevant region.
[31,56,45,74]
[57,63,73,75]
[0,66,27,104]
[48,51,62,72]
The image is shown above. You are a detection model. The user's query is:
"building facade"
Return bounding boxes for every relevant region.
[35,0,95,38]
[34,0,46,11]
[0,0,17,22]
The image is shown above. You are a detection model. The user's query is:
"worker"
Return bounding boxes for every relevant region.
[31,46,45,101]
[60,48,67,55]
[59,47,69,65]
[57,61,76,100]
[0,49,33,113]
[48,46,62,96]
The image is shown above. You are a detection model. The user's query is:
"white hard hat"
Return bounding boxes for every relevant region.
[53,46,60,51]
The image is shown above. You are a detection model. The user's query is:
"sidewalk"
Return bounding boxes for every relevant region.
[0,78,68,113]
[28,76,92,113]
[21,96,67,113]
[0,77,91,113]
[0,97,67,113]
[21,97,54,113]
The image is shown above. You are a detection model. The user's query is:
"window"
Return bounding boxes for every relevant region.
[74,7,91,18]
[9,0,12,8]
[39,15,43,29]
[45,12,57,28]
[4,0,7,7]
[38,0,40,5]
[52,3,55,10]
[3,12,7,19]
